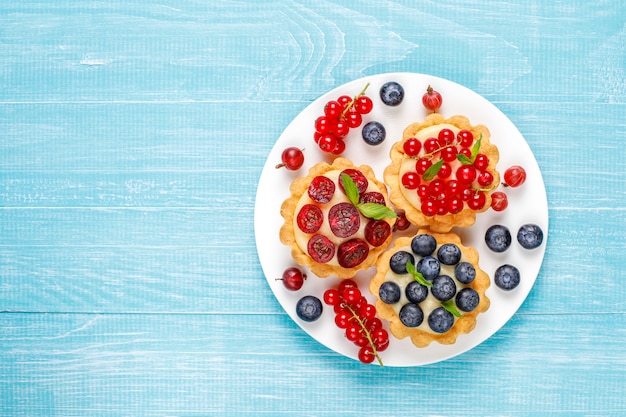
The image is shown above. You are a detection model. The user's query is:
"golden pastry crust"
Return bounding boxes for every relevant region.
[384,113,500,233]
[280,157,395,279]
[369,229,490,348]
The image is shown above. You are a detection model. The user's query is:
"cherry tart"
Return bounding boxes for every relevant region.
[369,230,490,348]
[384,114,500,233]
[280,158,396,278]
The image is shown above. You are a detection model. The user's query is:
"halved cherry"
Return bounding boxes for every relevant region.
[338,169,368,194]
[308,175,335,204]
[364,219,391,247]
[296,204,323,234]
[359,191,385,205]
[337,239,369,268]
[307,234,335,263]
[328,202,360,238]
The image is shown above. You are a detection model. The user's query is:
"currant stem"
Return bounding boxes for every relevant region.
[343,301,383,367]
[341,83,371,118]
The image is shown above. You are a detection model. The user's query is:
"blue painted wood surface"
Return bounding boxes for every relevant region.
[1,1,625,415]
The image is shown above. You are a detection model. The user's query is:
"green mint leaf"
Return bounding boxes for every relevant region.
[441,300,462,318]
[422,159,444,181]
[341,173,360,206]
[456,154,473,165]
[469,134,482,161]
[457,133,482,164]
[357,203,398,220]
[406,260,432,287]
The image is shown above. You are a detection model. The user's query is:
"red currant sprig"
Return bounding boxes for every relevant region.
[323,279,388,366]
[314,84,373,155]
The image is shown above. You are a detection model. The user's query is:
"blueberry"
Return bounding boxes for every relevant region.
[379,81,404,106]
[362,121,386,146]
[454,261,476,284]
[399,303,424,327]
[416,255,440,281]
[389,250,415,274]
[428,307,454,333]
[431,275,456,301]
[517,223,544,249]
[456,288,480,312]
[405,281,428,304]
[296,295,323,322]
[379,281,401,304]
[411,233,437,257]
[437,243,462,265]
[494,264,521,291]
[485,225,512,253]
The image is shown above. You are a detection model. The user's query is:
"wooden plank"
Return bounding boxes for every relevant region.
[1,312,625,416]
[0,2,624,103]
[0,207,623,314]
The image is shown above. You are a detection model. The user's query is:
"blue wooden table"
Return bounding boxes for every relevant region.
[1,1,625,416]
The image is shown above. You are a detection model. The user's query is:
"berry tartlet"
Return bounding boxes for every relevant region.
[280,157,396,279]
[384,113,500,232]
[369,229,490,348]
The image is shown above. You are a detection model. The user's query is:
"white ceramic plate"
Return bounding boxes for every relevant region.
[254,73,548,366]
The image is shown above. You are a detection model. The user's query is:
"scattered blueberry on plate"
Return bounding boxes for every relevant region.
[485,224,512,253]
[494,264,521,290]
[296,295,323,322]
[517,224,544,249]
[361,121,386,145]
[379,81,404,106]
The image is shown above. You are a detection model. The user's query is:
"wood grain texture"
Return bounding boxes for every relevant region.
[1,0,626,416]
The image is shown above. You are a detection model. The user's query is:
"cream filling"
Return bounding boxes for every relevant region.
[293,169,385,267]
[383,243,471,334]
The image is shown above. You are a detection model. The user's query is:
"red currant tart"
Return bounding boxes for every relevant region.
[384,114,500,233]
[369,229,490,348]
[280,158,396,278]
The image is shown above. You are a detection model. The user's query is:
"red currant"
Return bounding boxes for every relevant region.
[504,165,527,187]
[415,158,432,175]
[403,137,422,157]
[276,267,306,291]
[358,303,377,320]
[437,162,452,179]
[337,95,352,109]
[335,311,353,329]
[334,120,350,139]
[275,147,304,170]
[355,96,373,114]
[331,138,346,155]
[467,191,487,210]
[438,128,455,146]
[446,197,464,214]
[474,154,489,170]
[358,346,376,364]
[401,172,420,189]
[318,134,338,153]
[345,110,362,128]
[456,165,477,184]
[323,289,340,306]
[345,325,362,342]
[314,115,335,134]
[324,100,343,119]
[457,130,474,147]
[421,199,438,217]
[337,279,358,293]
[341,287,362,305]
[423,137,439,153]
[441,146,458,162]
[477,171,494,187]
